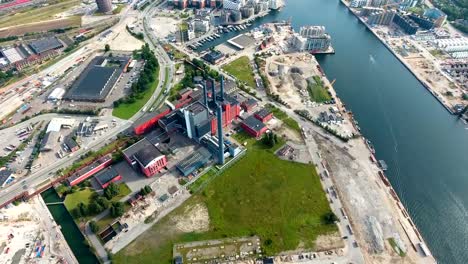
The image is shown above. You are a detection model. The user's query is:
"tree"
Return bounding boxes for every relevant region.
[104,182,120,199]
[89,221,99,233]
[110,202,125,217]
[78,202,88,217]
[88,200,104,214]
[72,208,82,218]
[104,44,110,52]
[322,212,339,225]
[95,196,111,209]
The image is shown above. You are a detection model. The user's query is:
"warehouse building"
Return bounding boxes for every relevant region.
[67,155,113,186]
[28,37,64,54]
[64,56,131,102]
[123,138,167,177]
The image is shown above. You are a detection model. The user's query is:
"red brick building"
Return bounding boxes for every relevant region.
[254,108,273,123]
[94,167,122,189]
[123,138,167,177]
[241,116,268,137]
[67,155,113,186]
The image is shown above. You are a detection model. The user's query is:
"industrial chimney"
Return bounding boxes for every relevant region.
[216,103,225,165]
[202,81,208,107]
[220,75,224,101]
[210,78,216,104]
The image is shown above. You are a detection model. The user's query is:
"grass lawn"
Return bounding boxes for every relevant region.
[112,66,160,119]
[187,168,217,193]
[307,76,331,103]
[110,183,132,202]
[265,104,301,134]
[114,133,336,263]
[222,56,256,88]
[0,0,80,28]
[64,188,95,213]
[95,203,132,232]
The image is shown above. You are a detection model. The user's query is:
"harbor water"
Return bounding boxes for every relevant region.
[200,0,468,263]
[41,188,98,264]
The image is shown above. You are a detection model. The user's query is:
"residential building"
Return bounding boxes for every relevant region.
[424,8,447,27]
[393,12,418,35]
[408,13,434,30]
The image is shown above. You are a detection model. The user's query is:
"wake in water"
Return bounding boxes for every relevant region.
[369,54,376,64]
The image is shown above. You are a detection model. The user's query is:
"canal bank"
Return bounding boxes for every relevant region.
[198,1,468,263]
[41,188,99,264]
[338,0,456,115]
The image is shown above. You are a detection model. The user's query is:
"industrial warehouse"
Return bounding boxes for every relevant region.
[64,55,131,102]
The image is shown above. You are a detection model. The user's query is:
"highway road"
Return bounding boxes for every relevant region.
[0,0,174,208]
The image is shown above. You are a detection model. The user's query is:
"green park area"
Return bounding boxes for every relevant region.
[307,76,331,103]
[114,132,337,263]
[0,0,80,28]
[222,56,256,88]
[112,44,160,119]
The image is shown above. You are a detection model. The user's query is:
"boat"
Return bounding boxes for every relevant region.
[378,160,388,171]
[366,139,376,154]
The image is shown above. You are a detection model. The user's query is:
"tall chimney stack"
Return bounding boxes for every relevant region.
[210,78,216,103]
[216,103,225,165]
[202,81,208,107]
[220,75,224,101]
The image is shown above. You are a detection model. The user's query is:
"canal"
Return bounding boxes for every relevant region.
[41,188,99,264]
[200,0,468,263]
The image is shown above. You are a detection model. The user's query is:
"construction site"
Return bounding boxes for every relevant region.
[0,197,76,264]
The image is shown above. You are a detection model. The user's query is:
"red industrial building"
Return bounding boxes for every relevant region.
[241,98,258,112]
[123,138,167,177]
[94,167,122,189]
[210,98,241,135]
[133,89,203,135]
[254,108,273,123]
[241,116,268,137]
[67,155,113,186]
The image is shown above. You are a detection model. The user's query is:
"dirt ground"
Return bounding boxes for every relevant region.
[266,53,320,109]
[314,232,345,251]
[0,17,81,38]
[172,203,210,233]
[149,16,179,39]
[107,16,144,51]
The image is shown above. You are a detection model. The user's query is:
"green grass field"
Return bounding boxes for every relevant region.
[114,134,336,263]
[0,0,80,28]
[64,188,95,213]
[112,66,160,119]
[307,76,331,103]
[222,56,256,88]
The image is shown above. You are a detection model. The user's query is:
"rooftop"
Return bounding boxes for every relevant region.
[67,155,112,184]
[254,108,272,119]
[123,138,163,167]
[242,115,266,132]
[28,37,63,54]
[95,167,120,186]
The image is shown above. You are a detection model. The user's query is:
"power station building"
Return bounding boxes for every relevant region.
[95,0,112,13]
[123,138,168,177]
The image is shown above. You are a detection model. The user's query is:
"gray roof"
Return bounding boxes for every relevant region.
[123,138,163,167]
[254,108,272,119]
[0,170,13,185]
[242,115,266,132]
[95,167,120,186]
[29,37,63,54]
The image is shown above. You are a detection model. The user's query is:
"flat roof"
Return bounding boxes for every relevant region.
[123,138,163,167]
[176,147,211,175]
[64,136,79,149]
[186,101,207,115]
[228,34,256,50]
[65,56,129,101]
[95,167,120,186]
[29,37,63,54]
[2,47,23,63]
[0,169,13,185]
[242,115,266,132]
